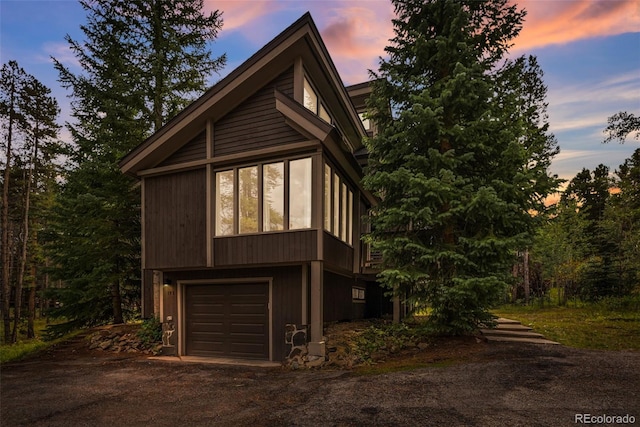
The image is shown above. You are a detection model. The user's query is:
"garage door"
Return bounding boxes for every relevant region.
[185,283,269,359]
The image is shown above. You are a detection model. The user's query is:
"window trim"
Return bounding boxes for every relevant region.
[214,155,313,237]
[323,159,354,246]
[303,74,332,124]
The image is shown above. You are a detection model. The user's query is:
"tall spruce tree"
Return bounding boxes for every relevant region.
[47,0,225,332]
[364,0,560,333]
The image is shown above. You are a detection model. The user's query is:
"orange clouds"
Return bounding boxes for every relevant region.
[315,3,395,84]
[203,1,282,32]
[512,0,640,51]
[205,0,638,84]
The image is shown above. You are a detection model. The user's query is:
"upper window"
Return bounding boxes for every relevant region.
[358,112,371,131]
[215,157,312,236]
[303,77,331,124]
[303,78,318,113]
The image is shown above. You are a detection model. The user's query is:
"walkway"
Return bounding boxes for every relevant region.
[480,318,560,344]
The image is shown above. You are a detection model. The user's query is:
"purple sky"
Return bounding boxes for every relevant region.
[1,0,638,183]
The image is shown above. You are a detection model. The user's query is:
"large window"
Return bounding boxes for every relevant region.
[215,157,311,236]
[215,170,234,236]
[324,164,331,231]
[238,166,258,233]
[324,162,353,245]
[263,162,284,231]
[289,158,312,229]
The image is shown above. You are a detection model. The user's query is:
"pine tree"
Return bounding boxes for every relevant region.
[363,0,560,333]
[0,61,60,343]
[47,0,226,332]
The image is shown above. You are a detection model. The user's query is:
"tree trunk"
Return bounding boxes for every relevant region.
[12,122,37,343]
[2,74,16,344]
[111,281,124,324]
[27,267,36,338]
[523,249,530,304]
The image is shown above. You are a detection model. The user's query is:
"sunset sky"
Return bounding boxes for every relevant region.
[1,0,638,183]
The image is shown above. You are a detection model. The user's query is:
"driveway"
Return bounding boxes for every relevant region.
[1,338,639,426]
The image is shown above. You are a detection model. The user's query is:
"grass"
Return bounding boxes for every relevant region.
[0,316,79,363]
[493,296,640,351]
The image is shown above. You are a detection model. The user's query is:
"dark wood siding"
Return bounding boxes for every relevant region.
[323,271,357,322]
[323,232,353,272]
[144,169,207,269]
[214,230,317,266]
[164,266,302,361]
[159,130,206,167]
[214,67,305,156]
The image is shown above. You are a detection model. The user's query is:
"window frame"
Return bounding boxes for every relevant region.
[303,75,332,124]
[323,159,354,246]
[213,155,313,237]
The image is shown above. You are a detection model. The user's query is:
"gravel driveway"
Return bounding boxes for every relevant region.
[1,340,638,426]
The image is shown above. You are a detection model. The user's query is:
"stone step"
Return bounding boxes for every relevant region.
[479,328,544,339]
[482,336,560,345]
[494,323,533,332]
[495,318,522,325]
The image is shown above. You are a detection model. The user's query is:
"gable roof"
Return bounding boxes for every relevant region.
[119,12,367,177]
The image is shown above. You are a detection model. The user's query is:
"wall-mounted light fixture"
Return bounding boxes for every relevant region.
[163,278,172,287]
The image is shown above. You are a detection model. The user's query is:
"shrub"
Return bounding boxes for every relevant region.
[137,316,162,346]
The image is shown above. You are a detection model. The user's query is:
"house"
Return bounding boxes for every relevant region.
[119,13,392,362]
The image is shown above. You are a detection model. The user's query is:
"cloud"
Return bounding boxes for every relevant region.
[513,0,640,51]
[34,41,80,70]
[204,1,282,32]
[313,2,395,84]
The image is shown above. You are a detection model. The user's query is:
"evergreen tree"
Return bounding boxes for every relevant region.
[0,61,60,343]
[47,0,225,332]
[363,0,560,333]
[604,112,639,144]
[560,165,618,299]
[601,149,640,295]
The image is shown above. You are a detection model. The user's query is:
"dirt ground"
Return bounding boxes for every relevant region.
[1,331,639,427]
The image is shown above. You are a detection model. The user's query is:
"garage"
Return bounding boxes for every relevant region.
[184,282,270,359]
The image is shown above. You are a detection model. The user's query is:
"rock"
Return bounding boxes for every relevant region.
[417,342,430,350]
[99,341,112,350]
[306,355,324,368]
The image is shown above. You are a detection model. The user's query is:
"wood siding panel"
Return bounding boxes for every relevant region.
[323,271,356,322]
[213,230,317,266]
[166,266,302,361]
[145,169,207,269]
[214,67,305,156]
[323,232,353,272]
[159,131,206,167]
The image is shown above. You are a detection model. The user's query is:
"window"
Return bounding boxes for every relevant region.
[341,182,347,241]
[263,162,284,231]
[215,170,234,236]
[303,78,318,114]
[304,77,331,123]
[238,166,258,234]
[333,173,340,237]
[324,164,331,231]
[324,161,354,245]
[347,189,353,245]
[319,103,331,123]
[215,157,312,236]
[289,158,312,229]
[358,112,371,131]
[352,287,365,301]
